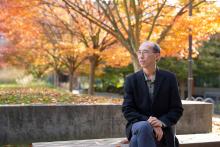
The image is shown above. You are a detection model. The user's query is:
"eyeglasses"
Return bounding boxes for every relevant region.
[136,50,155,56]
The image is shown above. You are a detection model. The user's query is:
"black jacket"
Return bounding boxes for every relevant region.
[122,69,183,147]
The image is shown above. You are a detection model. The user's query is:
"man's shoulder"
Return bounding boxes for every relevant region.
[125,70,142,79]
[158,69,176,78]
[125,69,176,80]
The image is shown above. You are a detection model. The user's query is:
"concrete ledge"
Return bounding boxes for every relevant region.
[177,101,213,134]
[32,134,220,147]
[0,101,213,144]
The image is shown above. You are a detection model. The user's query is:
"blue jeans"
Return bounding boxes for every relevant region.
[129,121,164,147]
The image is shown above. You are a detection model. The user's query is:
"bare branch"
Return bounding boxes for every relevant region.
[147,0,167,40]
[157,0,205,44]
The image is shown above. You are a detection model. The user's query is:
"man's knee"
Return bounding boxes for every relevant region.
[132,121,153,135]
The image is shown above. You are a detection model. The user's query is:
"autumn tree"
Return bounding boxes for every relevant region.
[1,0,131,94]
[33,3,89,91]
[0,1,87,91]
[43,1,130,94]
[0,33,11,68]
[0,0,43,72]
[61,0,220,72]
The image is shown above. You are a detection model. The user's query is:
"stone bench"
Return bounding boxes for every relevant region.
[32,133,220,147]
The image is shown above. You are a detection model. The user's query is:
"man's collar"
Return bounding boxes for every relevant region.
[143,71,156,82]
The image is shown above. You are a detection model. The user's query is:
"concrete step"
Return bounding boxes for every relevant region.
[178,133,220,147]
[33,133,220,147]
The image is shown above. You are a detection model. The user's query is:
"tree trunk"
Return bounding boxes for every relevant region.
[179,80,186,99]
[131,54,141,72]
[53,71,59,87]
[69,73,74,92]
[192,79,195,96]
[68,64,78,92]
[88,56,98,95]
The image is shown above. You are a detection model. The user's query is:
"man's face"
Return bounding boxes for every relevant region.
[137,43,160,69]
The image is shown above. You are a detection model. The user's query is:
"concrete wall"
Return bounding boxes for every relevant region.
[0,101,212,145]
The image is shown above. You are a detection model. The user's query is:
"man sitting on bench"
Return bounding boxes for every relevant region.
[122,41,183,147]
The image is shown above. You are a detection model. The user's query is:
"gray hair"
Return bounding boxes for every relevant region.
[152,43,160,53]
[139,41,161,53]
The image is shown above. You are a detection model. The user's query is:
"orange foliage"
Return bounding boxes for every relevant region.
[101,44,131,68]
[0,0,43,68]
[141,1,220,58]
[1,0,220,73]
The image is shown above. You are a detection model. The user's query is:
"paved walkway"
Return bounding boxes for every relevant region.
[94,92,122,99]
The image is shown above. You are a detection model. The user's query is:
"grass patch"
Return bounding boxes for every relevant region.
[0,84,122,105]
[0,80,54,88]
[2,145,32,147]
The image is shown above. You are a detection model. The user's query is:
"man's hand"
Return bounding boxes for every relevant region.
[148,116,164,141]
[147,116,163,127]
[153,126,163,141]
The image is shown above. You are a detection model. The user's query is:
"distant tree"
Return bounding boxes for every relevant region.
[97,64,133,92]
[194,33,220,87]
[158,57,188,99]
